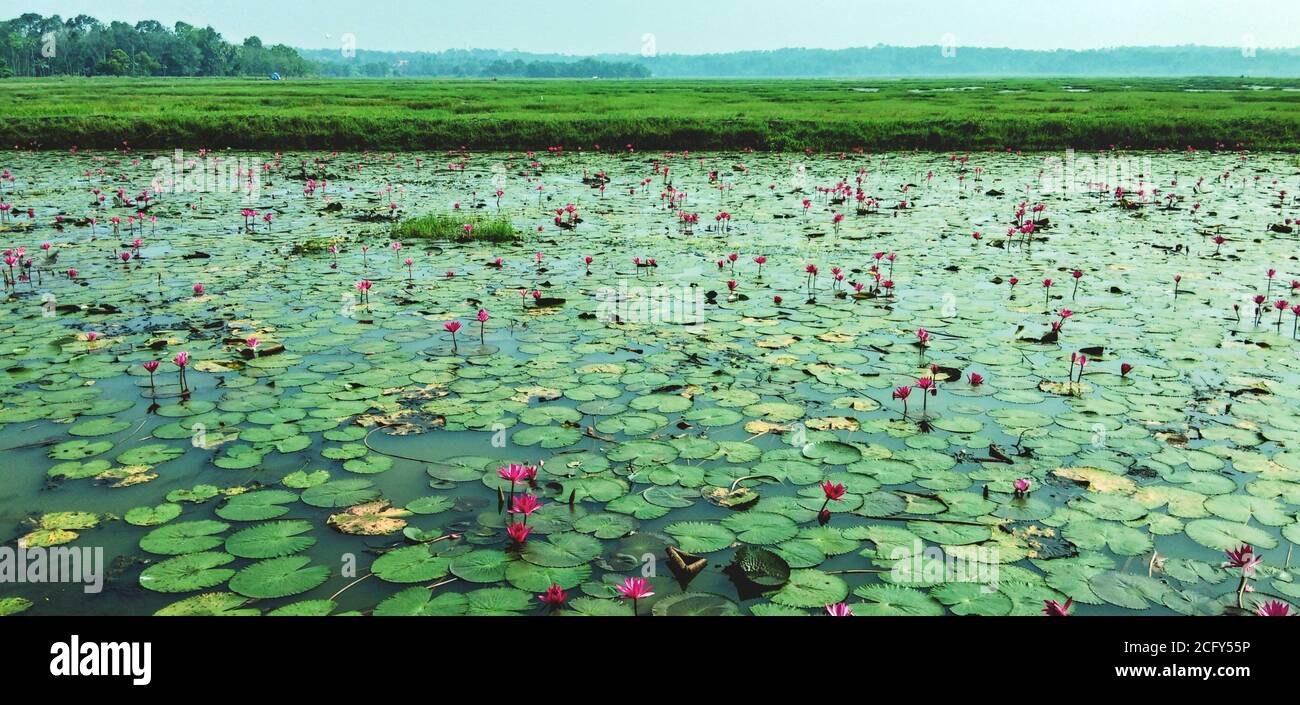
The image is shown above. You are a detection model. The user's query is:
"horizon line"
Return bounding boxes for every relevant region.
[294,43,1300,57]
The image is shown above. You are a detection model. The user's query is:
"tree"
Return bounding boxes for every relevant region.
[0,13,315,77]
[94,47,130,75]
[133,50,160,76]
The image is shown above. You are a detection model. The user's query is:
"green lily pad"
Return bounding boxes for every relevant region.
[229,556,330,599]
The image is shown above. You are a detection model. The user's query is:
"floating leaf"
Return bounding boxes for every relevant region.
[225,520,316,559]
[229,556,330,599]
[124,503,183,527]
[154,593,257,617]
[665,522,736,553]
[771,569,848,608]
[372,545,452,583]
[1184,519,1278,551]
[139,552,236,593]
[140,520,230,555]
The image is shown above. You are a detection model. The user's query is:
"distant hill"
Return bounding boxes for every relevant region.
[303,45,1300,78]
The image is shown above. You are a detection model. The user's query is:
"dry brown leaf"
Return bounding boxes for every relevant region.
[744,420,790,434]
[1037,379,1093,396]
[1053,466,1136,494]
[512,386,562,402]
[755,335,796,349]
[806,416,860,431]
[327,500,411,536]
[193,359,240,373]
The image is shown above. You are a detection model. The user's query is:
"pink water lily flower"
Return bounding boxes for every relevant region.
[1223,544,1262,576]
[1256,600,1293,616]
[506,522,531,544]
[615,577,654,601]
[173,351,191,392]
[820,480,846,502]
[498,464,527,483]
[825,602,854,617]
[892,385,912,417]
[509,493,542,520]
[538,584,567,607]
[1042,598,1073,616]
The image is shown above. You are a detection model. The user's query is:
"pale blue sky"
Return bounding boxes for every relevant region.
[19,0,1300,54]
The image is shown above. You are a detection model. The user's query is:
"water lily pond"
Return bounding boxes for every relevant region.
[1,148,1298,617]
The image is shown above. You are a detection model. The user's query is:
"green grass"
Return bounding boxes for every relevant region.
[2,76,1299,150]
[392,213,519,243]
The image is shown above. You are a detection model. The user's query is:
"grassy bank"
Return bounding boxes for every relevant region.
[392,213,519,243]
[3,76,1299,151]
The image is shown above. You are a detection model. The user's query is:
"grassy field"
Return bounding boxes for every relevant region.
[2,76,1299,151]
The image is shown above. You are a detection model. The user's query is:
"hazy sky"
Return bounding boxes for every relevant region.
[19,0,1300,54]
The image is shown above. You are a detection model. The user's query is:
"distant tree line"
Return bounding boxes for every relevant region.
[0,13,650,79]
[301,48,650,78]
[0,13,312,77]
[304,45,1300,79]
[6,13,1299,80]
[608,45,1300,77]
